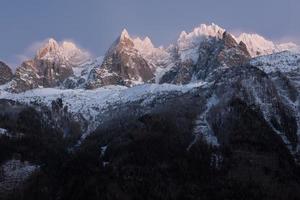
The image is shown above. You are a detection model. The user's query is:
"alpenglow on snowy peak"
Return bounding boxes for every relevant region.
[85,29,157,88]
[36,38,90,65]
[177,23,226,62]
[117,28,168,60]
[1,23,299,93]
[120,29,130,40]
[235,33,300,57]
[177,23,299,60]
[5,38,91,93]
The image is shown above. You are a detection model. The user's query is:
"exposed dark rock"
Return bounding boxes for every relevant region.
[158,60,194,84]
[9,61,42,93]
[0,61,13,85]
[8,59,73,93]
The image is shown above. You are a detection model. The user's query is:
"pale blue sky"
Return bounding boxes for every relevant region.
[0,0,298,67]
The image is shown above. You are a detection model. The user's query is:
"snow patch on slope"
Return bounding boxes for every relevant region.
[189,94,220,150]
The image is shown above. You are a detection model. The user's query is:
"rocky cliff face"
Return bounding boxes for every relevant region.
[0,62,13,85]
[9,60,42,93]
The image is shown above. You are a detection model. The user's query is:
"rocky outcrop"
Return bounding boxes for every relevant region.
[9,61,42,93]
[0,62,13,85]
[36,59,74,87]
[9,59,73,93]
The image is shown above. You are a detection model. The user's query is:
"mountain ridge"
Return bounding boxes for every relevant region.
[1,23,299,92]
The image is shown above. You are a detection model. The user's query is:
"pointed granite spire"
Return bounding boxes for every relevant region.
[36,38,60,59]
[120,29,130,40]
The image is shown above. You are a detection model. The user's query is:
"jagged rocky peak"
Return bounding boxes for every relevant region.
[178,23,225,41]
[111,28,136,51]
[120,29,130,40]
[66,30,170,89]
[176,23,299,60]
[114,28,162,58]
[36,38,60,59]
[86,29,155,89]
[0,61,13,85]
[133,36,155,55]
[222,31,251,57]
[133,35,172,72]
[177,23,226,63]
[35,38,90,65]
[221,32,251,62]
[7,38,91,93]
[235,33,299,57]
[118,29,168,59]
[159,30,251,84]
[223,31,238,48]
[236,33,276,57]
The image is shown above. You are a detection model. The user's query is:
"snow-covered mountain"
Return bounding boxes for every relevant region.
[5,39,90,93]
[0,24,300,149]
[1,23,299,149]
[36,38,90,66]
[159,31,251,84]
[2,23,300,198]
[86,29,157,88]
[236,33,299,57]
[175,23,299,60]
[177,23,225,63]
[1,23,299,93]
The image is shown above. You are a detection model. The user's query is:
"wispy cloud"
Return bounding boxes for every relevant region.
[276,36,300,45]
[10,39,50,70]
